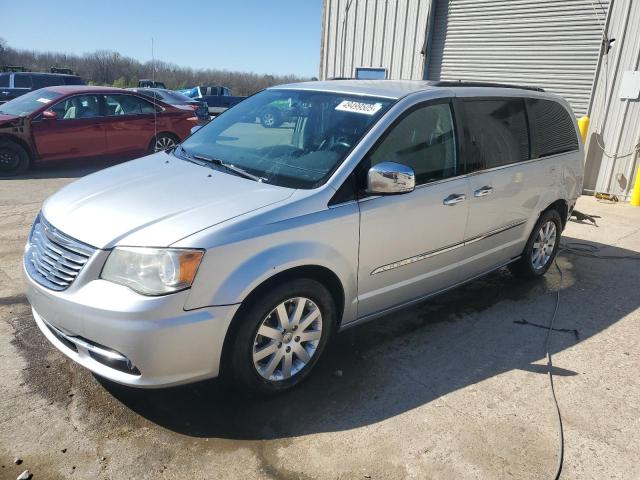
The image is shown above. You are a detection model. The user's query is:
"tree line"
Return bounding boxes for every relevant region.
[0,39,312,96]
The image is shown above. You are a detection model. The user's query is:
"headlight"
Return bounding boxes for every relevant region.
[101,247,204,296]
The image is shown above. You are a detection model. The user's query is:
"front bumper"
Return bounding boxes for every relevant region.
[24,263,239,388]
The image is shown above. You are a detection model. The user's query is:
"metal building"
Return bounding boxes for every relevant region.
[320,0,640,200]
[583,0,640,199]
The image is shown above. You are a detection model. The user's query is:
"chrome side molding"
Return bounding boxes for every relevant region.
[371,219,527,275]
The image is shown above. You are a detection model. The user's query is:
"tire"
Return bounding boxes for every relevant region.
[0,140,30,177]
[510,209,562,278]
[260,108,283,128]
[227,278,335,394]
[149,132,179,153]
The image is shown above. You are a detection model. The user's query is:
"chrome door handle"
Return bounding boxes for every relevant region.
[474,186,494,197]
[443,193,467,206]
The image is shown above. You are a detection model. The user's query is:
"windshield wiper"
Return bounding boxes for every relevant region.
[192,154,266,183]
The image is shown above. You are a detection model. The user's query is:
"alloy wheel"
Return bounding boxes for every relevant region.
[0,149,19,172]
[252,297,323,381]
[531,220,557,270]
[262,113,275,127]
[154,136,177,152]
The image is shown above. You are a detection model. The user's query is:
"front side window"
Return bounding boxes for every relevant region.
[526,98,579,158]
[105,94,157,116]
[179,89,393,189]
[461,98,529,171]
[367,102,457,185]
[49,94,101,120]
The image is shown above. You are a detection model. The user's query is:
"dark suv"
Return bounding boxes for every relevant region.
[0,72,85,104]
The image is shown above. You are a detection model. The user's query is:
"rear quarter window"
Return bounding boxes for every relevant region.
[526,98,579,158]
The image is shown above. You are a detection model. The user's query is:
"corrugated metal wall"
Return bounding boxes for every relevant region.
[584,0,640,200]
[320,0,433,80]
[425,0,609,117]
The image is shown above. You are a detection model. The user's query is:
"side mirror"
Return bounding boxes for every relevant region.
[367,162,415,195]
[190,125,202,135]
[42,110,58,120]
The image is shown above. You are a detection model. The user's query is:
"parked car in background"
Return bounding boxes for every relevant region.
[0,70,85,104]
[0,85,198,176]
[180,85,246,116]
[138,79,166,89]
[128,88,209,123]
[23,80,582,393]
[257,97,301,128]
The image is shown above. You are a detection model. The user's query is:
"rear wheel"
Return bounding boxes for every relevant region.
[150,133,179,153]
[227,278,335,394]
[0,140,30,177]
[510,209,562,278]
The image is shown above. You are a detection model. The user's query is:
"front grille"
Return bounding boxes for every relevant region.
[25,215,96,291]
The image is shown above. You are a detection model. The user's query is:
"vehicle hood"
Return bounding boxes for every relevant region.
[0,113,21,126]
[41,152,295,248]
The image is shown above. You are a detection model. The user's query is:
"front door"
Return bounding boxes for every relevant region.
[32,94,107,161]
[357,101,471,318]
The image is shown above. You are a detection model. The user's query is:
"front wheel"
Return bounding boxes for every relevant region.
[510,210,562,278]
[0,140,30,177]
[227,278,335,394]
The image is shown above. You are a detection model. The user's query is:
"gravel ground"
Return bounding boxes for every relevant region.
[0,159,639,480]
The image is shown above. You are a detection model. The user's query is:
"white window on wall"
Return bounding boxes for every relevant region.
[355,67,387,80]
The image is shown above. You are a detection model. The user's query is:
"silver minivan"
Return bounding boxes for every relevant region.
[24,80,583,393]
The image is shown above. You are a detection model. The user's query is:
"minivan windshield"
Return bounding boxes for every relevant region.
[177,89,393,188]
[0,89,62,116]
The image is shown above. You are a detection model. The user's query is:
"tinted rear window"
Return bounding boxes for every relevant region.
[63,76,85,85]
[0,74,9,87]
[32,75,61,89]
[526,98,579,158]
[14,74,31,88]
[461,98,529,171]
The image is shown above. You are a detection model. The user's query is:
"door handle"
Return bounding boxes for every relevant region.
[443,193,467,206]
[474,186,494,197]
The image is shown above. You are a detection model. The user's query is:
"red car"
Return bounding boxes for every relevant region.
[0,85,199,176]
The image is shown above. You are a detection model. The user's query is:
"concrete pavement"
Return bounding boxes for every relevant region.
[1,160,638,479]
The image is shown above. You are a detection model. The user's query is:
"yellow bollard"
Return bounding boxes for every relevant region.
[631,166,640,206]
[578,116,590,144]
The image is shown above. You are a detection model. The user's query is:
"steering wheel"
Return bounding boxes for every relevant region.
[327,136,352,152]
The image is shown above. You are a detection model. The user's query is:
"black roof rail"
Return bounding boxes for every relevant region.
[1,65,27,73]
[432,80,544,92]
[50,67,75,75]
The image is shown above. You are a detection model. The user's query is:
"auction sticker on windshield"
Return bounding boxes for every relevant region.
[36,98,53,104]
[335,100,383,115]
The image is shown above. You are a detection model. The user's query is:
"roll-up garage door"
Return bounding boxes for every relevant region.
[426,0,609,116]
